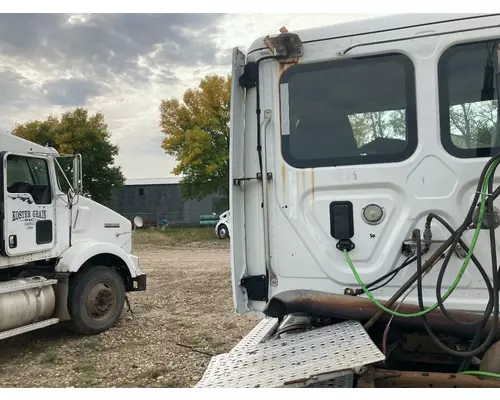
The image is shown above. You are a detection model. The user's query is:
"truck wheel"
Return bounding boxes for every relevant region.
[68,266,125,335]
[218,224,229,239]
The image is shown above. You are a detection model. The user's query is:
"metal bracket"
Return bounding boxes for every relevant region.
[239,61,258,89]
[233,172,273,187]
[402,239,466,259]
[263,30,304,61]
[241,274,268,302]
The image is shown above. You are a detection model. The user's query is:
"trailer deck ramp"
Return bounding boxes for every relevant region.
[195,319,385,388]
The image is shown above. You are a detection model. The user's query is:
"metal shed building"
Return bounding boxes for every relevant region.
[108,177,227,227]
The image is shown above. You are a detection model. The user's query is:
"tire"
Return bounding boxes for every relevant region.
[218,224,229,239]
[68,266,125,335]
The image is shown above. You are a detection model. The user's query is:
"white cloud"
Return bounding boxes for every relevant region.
[0,13,379,179]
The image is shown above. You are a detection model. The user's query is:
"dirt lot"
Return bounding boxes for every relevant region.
[0,229,262,388]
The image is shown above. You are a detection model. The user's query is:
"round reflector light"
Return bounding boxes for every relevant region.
[362,204,384,225]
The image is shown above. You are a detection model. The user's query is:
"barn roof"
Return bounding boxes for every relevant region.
[125,177,182,186]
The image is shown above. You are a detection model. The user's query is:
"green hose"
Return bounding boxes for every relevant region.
[459,370,500,379]
[343,159,500,318]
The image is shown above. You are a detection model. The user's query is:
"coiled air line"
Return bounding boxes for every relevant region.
[341,153,500,374]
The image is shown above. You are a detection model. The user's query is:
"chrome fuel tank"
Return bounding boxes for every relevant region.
[0,276,56,332]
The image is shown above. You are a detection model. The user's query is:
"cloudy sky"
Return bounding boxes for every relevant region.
[0,13,381,179]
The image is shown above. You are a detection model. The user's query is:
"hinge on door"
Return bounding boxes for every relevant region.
[239,62,258,89]
[233,172,273,187]
[241,274,268,301]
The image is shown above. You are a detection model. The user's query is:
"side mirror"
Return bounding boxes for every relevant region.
[72,154,83,195]
[133,216,144,229]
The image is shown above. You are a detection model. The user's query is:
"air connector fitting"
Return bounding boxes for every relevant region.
[336,239,355,252]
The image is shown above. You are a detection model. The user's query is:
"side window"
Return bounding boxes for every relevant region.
[439,39,500,158]
[6,155,52,205]
[280,53,418,168]
[54,156,73,193]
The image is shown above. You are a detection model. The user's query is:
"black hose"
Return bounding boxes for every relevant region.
[415,157,500,357]
[368,269,407,293]
[415,229,497,357]
[364,154,500,331]
[427,213,494,327]
[458,320,487,372]
[357,256,416,294]
[363,248,435,294]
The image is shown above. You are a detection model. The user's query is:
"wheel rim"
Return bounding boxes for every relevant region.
[220,227,227,238]
[85,282,116,321]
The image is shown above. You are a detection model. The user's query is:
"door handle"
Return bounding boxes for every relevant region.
[8,235,17,249]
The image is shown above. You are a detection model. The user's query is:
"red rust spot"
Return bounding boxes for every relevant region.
[279,58,300,78]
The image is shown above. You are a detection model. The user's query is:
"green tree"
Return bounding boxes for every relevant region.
[388,110,406,139]
[350,113,372,147]
[11,108,125,204]
[449,101,497,148]
[159,74,230,204]
[349,110,407,146]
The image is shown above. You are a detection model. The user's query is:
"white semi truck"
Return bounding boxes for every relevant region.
[197,13,500,388]
[0,133,146,340]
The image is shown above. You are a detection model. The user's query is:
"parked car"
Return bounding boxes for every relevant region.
[215,210,230,239]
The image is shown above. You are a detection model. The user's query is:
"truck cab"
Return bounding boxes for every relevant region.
[229,13,500,317]
[0,133,146,340]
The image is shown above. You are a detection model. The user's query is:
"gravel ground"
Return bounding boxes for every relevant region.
[0,240,261,388]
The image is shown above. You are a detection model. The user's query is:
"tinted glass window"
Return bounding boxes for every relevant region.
[54,157,73,193]
[6,155,52,205]
[280,53,417,168]
[439,39,500,158]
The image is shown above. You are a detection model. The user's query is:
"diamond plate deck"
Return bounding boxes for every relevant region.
[229,317,278,354]
[0,277,58,295]
[283,370,355,388]
[196,320,385,388]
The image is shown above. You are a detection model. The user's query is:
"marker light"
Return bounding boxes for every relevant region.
[362,204,384,225]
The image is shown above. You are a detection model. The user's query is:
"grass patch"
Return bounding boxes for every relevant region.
[162,377,184,388]
[75,373,99,388]
[179,334,204,347]
[133,227,223,247]
[175,320,195,329]
[81,341,100,351]
[144,367,183,387]
[146,366,169,380]
[223,321,237,330]
[40,350,58,364]
[73,362,96,373]
[72,362,99,387]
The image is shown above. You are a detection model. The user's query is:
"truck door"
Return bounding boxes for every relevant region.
[2,153,56,256]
